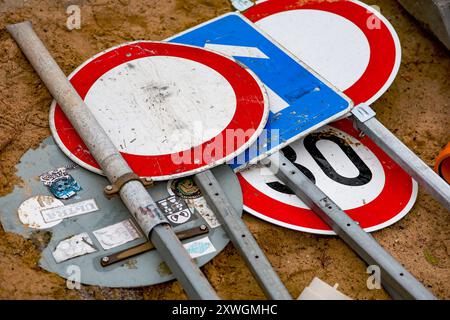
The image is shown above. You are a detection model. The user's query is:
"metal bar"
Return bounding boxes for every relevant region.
[101,224,209,267]
[7,21,219,300]
[352,104,450,211]
[194,169,292,300]
[265,152,436,300]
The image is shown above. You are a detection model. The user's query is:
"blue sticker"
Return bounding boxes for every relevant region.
[48,176,82,200]
[40,167,81,200]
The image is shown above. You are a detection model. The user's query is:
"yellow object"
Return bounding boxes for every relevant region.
[435,142,450,184]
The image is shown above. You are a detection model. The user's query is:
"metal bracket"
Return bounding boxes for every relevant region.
[351,103,376,123]
[104,173,153,196]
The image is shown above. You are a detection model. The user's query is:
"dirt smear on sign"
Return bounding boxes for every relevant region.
[0,0,449,299]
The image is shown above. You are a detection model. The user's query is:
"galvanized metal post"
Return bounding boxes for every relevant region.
[7,21,219,300]
[352,104,450,211]
[265,152,436,300]
[194,170,292,300]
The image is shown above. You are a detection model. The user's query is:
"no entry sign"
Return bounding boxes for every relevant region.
[238,119,417,235]
[244,0,401,105]
[50,42,269,180]
[168,12,352,168]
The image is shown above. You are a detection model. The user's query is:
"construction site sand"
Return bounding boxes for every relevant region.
[0,0,449,299]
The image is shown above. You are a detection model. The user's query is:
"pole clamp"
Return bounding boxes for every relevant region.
[351,103,376,123]
[104,173,153,196]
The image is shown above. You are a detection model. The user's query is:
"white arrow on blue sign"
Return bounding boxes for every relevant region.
[168,12,353,169]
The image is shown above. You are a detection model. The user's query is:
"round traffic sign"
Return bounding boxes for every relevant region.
[50,41,269,180]
[238,119,417,235]
[244,0,401,105]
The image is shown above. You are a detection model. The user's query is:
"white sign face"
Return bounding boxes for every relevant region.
[239,119,417,234]
[18,196,64,229]
[93,219,142,250]
[41,199,99,223]
[244,0,401,105]
[84,56,236,156]
[244,126,385,210]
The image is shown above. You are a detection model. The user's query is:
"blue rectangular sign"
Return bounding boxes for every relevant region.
[168,13,353,169]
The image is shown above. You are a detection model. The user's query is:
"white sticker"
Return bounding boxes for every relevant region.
[93,219,142,250]
[230,0,254,11]
[18,196,64,229]
[52,233,97,263]
[183,237,216,259]
[41,199,99,223]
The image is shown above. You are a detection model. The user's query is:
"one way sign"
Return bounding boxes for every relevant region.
[168,13,353,169]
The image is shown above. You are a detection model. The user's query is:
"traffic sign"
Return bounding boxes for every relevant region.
[238,119,418,235]
[168,12,353,169]
[50,41,269,180]
[244,0,401,105]
[0,136,242,287]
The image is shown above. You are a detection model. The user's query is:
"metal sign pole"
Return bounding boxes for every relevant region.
[265,152,436,300]
[194,170,292,300]
[7,21,219,300]
[351,104,450,211]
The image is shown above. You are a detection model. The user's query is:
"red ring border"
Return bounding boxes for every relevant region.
[53,42,267,178]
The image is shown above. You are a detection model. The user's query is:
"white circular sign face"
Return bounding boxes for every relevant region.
[245,0,402,105]
[50,41,269,180]
[84,56,237,156]
[243,125,385,210]
[238,119,417,235]
[18,196,64,229]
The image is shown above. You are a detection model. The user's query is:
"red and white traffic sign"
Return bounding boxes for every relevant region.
[238,119,417,235]
[50,41,269,180]
[244,0,401,105]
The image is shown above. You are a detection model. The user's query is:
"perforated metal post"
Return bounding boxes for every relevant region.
[195,170,292,300]
[7,21,219,300]
[264,152,436,299]
[352,104,450,211]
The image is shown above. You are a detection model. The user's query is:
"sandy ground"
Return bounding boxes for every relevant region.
[0,0,449,300]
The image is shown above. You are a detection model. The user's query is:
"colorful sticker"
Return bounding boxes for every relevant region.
[40,167,81,200]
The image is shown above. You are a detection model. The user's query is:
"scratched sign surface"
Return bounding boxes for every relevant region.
[50,41,269,180]
[168,13,353,169]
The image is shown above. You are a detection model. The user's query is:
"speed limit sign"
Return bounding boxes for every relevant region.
[238,119,417,235]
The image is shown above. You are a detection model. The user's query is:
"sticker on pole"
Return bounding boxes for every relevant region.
[238,119,418,235]
[244,0,401,105]
[50,41,269,180]
[168,12,352,169]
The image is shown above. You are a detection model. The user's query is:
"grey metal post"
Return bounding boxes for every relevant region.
[265,152,436,300]
[194,170,292,300]
[7,21,219,300]
[351,104,450,211]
